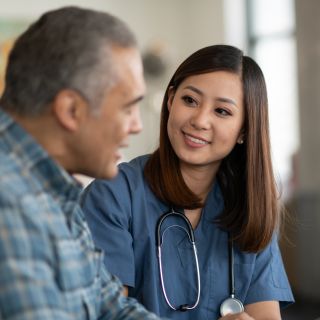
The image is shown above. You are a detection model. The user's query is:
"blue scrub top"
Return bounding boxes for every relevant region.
[80,154,294,320]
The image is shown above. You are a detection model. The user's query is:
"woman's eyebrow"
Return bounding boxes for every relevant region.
[215,97,238,108]
[183,86,238,108]
[183,85,203,96]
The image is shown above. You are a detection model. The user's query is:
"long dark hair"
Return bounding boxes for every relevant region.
[144,45,279,253]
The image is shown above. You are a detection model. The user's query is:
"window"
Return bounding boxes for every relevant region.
[248,0,299,198]
[224,0,299,198]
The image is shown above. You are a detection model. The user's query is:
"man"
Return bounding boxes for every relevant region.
[0,7,168,320]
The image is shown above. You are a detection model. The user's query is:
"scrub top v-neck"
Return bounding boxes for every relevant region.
[80,154,294,320]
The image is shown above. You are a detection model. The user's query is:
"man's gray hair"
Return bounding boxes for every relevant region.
[0,7,137,116]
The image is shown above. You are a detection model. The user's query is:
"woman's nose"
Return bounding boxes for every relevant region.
[191,106,211,130]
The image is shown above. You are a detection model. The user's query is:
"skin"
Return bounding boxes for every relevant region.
[166,71,281,320]
[8,46,145,180]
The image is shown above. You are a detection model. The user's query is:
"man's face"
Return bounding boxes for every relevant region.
[77,46,145,179]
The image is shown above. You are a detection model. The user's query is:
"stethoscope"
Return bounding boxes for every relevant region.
[156,208,244,316]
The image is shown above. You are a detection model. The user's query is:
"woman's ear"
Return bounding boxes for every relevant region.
[167,86,175,112]
[237,127,246,145]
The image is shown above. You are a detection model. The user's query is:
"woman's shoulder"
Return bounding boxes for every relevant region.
[80,154,152,212]
[118,154,151,177]
[85,154,151,193]
[115,154,150,186]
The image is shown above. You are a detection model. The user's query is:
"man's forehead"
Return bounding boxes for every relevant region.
[111,46,142,72]
[120,81,146,101]
[108,46,145,100]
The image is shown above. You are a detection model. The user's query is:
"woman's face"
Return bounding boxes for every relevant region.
[167,71,245,168]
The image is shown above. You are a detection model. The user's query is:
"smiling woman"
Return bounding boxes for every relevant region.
[145,45,272,253]
[81,45,294,320]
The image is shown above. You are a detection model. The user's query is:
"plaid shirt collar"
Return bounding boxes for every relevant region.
[0,109,82,210]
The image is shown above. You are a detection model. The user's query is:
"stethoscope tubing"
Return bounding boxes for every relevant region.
[156,209,195,246]
[156,208,243,315]
[157,243,201,311]
[229,233,235,297]
[156,209,200,311]
[192,242,201,308]
[220,233,244,316]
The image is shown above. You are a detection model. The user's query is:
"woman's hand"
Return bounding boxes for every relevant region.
[219,312,255,320]
[218,301,281,320]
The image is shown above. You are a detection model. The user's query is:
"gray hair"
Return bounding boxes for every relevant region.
[0,6,137,116]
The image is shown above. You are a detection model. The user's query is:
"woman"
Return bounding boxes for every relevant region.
[80,45,294,320]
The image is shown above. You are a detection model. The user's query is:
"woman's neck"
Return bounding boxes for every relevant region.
[179,160,221,202]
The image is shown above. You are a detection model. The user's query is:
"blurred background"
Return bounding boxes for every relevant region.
[0,0,319,319]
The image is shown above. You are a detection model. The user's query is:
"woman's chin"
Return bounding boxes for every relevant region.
[178,155,209,167]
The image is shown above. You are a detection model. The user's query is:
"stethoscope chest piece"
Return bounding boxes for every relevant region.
[220,297,244,317]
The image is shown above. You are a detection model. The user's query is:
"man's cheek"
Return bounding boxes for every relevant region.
[119,118,130,136]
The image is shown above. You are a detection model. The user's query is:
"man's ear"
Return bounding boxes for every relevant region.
[52,90,89,132]
[167,86,175,112]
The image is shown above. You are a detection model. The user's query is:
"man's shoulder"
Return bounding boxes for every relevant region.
[0,152,53,260]
[0,150,33,203]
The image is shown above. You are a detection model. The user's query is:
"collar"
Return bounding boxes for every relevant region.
[155,177,224,246]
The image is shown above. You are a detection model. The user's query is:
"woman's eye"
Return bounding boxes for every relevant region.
[182,96,196,105]
[216,108,230,115]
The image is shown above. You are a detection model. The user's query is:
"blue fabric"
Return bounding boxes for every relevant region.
[81,154,295,320]
[0,110,167,320]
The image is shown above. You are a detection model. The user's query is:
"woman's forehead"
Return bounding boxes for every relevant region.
[178,72,243,102]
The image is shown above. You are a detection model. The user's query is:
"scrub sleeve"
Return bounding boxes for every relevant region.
[244,235,294,308]
[80,174,135,287]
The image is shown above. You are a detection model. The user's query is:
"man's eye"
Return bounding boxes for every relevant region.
[124,107,133,115]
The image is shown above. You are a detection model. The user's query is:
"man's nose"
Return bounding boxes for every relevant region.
[130,106,143,134]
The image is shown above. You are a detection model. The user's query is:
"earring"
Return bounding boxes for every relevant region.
[240,140,243,144]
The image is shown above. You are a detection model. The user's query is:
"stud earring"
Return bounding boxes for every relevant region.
[240,140,243,144]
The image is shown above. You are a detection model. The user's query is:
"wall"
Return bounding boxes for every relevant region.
[290,0,320,303]
[0,0,225,162]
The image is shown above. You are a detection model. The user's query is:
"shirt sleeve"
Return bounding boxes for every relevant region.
[244,234,295,308]
[0,194,70,320]
[80,174,136,287]
[0,185,169,320]
[98,264,170,320]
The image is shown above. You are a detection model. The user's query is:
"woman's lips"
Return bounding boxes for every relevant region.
[182,132,210,148]
[183,131,210,143]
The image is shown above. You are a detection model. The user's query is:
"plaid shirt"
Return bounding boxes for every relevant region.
[0,109,168,320]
